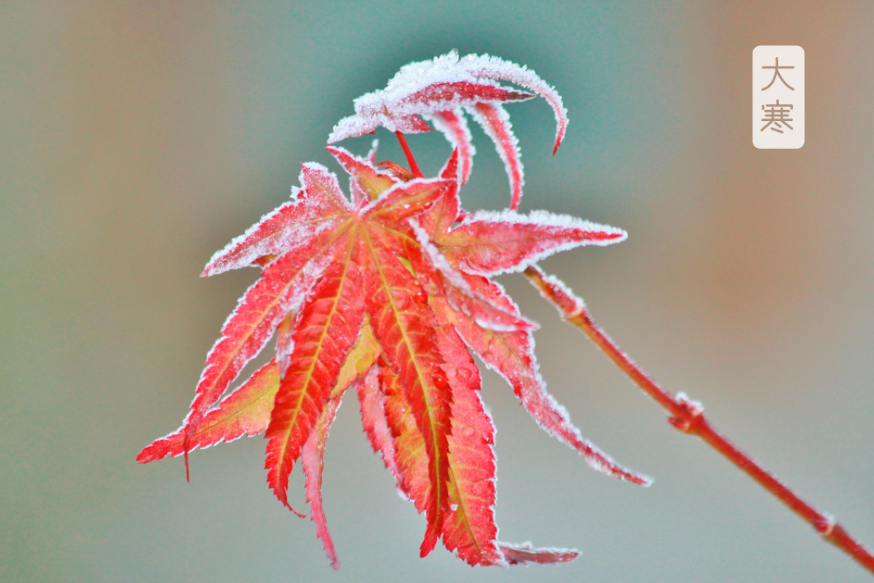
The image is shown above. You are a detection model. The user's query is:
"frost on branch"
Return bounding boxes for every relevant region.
[139,53,640,570]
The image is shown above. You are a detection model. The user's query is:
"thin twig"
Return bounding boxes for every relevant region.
[523,264,874,577]
[395,131,424,178]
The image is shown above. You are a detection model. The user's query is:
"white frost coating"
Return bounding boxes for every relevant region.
[327,145,397,207]
[498,541,580,565]
[410,220,472,293]
[358,177,435,216]
[329,115,377,145]
[328,51,543,144]
[424,109,476,185]
[517,331,634,480]
[453,209,627,276]
[452,285,649,485]
[204,206,342,277]
[461,208,626,238]
[366,139,379,163]
[331,78,528,141]
[204,202,296,276]
[329,50,568,167]
[456,52,569,153]
[472,317,523,334]
[204,186,304,277]
[520,331,595,461]
[411,220,533,332]
[327,145,396,184]
[464,102,524,208]
[675,392,704,416]
[203,161,357,278]
[185,246,335,426]
[300,161,352,208]
[537,270,587,317]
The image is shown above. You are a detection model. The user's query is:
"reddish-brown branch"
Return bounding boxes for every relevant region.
[524,264,874,577]
[395,131,424,178]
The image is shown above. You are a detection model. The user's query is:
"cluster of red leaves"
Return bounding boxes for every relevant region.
[139,52,649,569]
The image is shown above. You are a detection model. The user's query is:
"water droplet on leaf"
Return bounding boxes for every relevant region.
[433,372,449,390]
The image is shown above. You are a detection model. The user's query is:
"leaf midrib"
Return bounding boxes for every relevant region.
[362,226,446,521]
[204,217,355,411]
[276,225,360,467]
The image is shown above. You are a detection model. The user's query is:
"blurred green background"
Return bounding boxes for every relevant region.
[3,1,874,581]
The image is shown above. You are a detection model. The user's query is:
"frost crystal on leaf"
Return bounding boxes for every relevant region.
[140,53,645,569]
[329,50,569,208]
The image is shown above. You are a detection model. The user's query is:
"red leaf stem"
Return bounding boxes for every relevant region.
[523,264,874,577]
[395,131,424,179]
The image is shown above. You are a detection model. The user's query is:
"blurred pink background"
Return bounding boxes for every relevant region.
[2,2,874,581]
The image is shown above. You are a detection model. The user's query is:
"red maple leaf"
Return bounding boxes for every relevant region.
[139,53,650,569]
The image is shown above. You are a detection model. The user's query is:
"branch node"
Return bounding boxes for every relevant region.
[813,514,837,538]
[668,392,705,434]
[523,265,587,318]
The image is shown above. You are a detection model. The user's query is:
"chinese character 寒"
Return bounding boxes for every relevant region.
[761,100,794,133]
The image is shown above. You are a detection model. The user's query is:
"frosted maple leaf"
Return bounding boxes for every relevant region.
[329,50,568,210]
[139,53,651,569]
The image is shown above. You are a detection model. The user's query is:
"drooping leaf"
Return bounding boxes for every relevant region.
[137,358,280,463]
[432,274,651,486]
[265,235,366,510]
[381,360,432,513]
[183,229,342,442]
[327,60,536,143]
[426,110,474,186]
[401,80,533,112]
[302,395,343,570]
[433,324,504,566]
[466,102,524,209]
[378,323,579,566]
[360,233,452,555]
[455,52,569,155]
[302,322,384,569]
[357,363,402,486]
